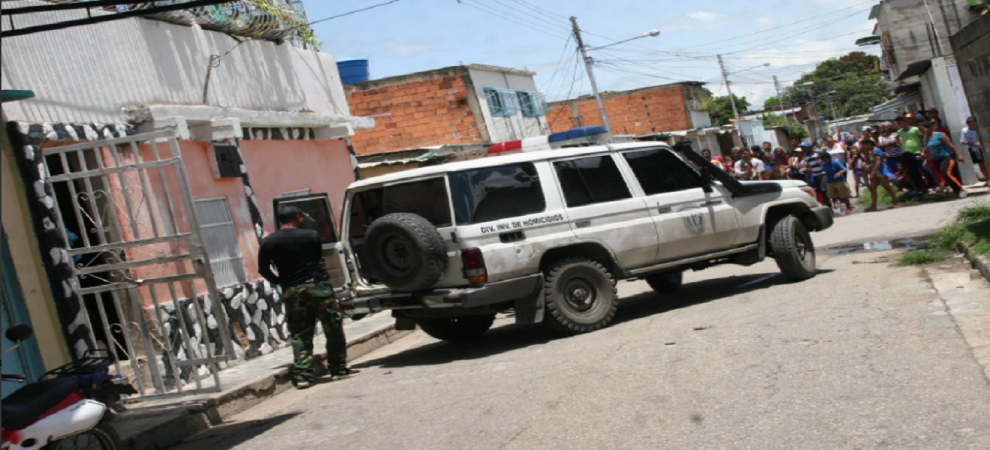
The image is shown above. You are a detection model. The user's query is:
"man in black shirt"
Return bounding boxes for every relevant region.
[259,206,356,388]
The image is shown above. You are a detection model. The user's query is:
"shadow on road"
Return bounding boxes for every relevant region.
[354,270,832,370]
[166,412,302,450]
[613,269,832,326]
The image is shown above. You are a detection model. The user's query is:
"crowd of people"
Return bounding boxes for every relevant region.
[700,109,989,215]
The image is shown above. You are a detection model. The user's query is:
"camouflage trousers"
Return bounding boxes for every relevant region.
[282,282,347,383]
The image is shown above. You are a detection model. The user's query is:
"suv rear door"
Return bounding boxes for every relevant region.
[551,153,660,269]
[272,194,351,293]
[619,148,739,260]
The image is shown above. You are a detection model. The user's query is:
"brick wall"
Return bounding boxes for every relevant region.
[345,75,483,156]
[547,85,693,135]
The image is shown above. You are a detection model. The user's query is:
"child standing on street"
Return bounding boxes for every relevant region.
[850,148,871,198]
[820,152,854,215]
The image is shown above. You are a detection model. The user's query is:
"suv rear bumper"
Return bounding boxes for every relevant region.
[341,273,545,315]
[807,206,834,231]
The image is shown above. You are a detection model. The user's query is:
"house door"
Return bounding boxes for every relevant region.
[41,129,234,400]
[1,228,46,398]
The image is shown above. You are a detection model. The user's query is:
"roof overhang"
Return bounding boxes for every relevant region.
[868,91,923,121]
[856,36,882,46]
[868,4,882,20]
[1,90,35,103]
[895,60,933,81]
[122,105,375,142]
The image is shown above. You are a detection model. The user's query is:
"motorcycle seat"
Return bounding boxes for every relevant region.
[1,377,81,431]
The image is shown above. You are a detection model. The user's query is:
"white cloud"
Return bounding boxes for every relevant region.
[382,39,431,56]
[686,11,727,22]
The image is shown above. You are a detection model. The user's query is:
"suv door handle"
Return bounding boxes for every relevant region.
[701,200,722,207]
[575,220,591,228]
[657,206,672,214]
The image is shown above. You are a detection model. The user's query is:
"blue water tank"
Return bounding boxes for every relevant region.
[337,59,370,85]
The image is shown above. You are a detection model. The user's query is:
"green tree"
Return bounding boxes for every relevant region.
[761,113,809,140]
[779,51,888,120]
[703,89,751,126]
[764,96,781,110]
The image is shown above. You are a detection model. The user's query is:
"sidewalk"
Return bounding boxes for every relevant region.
[111,313,410,450]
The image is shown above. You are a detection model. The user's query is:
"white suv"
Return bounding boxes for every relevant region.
[293,142,832,341]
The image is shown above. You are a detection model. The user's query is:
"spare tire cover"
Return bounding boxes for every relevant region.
[364,213,448,292]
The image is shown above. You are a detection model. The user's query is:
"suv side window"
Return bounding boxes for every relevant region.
[449,163,545,225]
[622,149,703,195]
[554,155,632,208]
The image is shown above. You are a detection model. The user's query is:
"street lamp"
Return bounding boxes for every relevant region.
[586,29,661,51]
[571,17,660,141]
[716,58,770,146]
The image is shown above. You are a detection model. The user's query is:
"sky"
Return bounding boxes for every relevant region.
[302,0,882,108]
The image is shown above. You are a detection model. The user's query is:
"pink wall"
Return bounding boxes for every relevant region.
[112,139,353,309]
[238,139,354,235]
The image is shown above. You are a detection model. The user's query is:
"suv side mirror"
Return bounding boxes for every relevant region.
[5,324,33,343]
[700,168,714,193]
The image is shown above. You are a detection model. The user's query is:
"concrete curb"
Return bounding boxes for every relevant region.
[119,324,413,450]
[961,245,990,283]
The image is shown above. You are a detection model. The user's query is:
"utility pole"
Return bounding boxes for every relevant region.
[772,75,786,125]
[571,16,612,141]
[717,54,744,147]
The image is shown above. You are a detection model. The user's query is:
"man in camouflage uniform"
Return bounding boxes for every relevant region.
[259,206,357,389]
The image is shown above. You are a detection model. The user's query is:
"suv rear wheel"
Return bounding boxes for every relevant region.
[770,215,817,281]
[365,213,447,292]
[418,315,496,342]
[645,270,683,293]
[543,258,618,334]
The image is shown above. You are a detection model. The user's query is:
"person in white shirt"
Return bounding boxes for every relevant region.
[823,134,849,165]
[734,148,765,174]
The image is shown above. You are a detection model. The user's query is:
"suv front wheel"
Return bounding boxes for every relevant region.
[543,258,618,334]
[770,215,817,281]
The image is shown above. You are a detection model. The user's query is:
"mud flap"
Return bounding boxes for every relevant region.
[394,317,417,330]
[513,275,545,324]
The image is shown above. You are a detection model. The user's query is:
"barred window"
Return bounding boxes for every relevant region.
[484,88,520,117]
[194,198,248,287]
[517,91,548,117]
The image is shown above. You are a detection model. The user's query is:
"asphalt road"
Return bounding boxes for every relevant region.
[173,197,990,450]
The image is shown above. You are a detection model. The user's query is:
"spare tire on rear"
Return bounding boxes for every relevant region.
[365,213,447,292]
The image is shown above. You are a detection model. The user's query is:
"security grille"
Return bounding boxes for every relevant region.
[484,88,520,117]
[194,198,248,288]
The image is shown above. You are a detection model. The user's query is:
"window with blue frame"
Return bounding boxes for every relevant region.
[483,88,519,117]
[517,91,548,118]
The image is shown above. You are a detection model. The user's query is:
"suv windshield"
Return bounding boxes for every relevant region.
[449,163,545,225]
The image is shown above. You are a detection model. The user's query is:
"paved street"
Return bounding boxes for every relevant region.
[171,198,990,450]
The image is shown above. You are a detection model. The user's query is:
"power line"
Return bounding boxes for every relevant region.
[668,0,877,52]
[479,0,573,35]
[309,0,406,25]
[458,0,569,40]
[538,35,576,93]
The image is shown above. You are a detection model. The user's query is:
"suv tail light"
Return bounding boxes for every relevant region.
[461,248,487,284]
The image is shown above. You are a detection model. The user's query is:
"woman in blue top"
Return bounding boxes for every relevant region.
[919,121,967,198]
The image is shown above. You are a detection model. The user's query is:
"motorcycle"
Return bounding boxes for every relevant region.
[2,324,124,450]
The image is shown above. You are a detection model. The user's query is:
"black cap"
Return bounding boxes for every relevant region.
[278,205,306,224]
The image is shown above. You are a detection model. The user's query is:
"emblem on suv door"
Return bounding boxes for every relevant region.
[685,212,705,235]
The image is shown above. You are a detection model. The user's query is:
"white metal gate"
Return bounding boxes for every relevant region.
[43,129,234,399]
